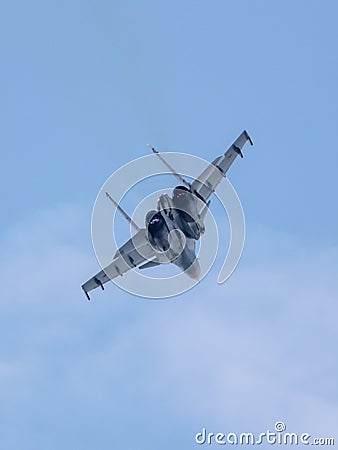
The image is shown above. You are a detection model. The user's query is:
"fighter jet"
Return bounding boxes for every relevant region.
[82,130,253,300]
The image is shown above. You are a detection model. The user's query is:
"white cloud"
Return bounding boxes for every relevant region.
[0,207,337,449]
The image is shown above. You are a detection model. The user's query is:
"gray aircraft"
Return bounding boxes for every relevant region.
[82,130,253,300]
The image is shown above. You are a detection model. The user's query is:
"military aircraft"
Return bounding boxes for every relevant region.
[82,130,253,300]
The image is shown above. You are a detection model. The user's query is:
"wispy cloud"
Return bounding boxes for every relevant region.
[0,206,337,449]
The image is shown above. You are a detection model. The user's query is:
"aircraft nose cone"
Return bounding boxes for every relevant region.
[185,259,201,280]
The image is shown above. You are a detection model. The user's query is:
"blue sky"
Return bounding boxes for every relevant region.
[1,1,337,449]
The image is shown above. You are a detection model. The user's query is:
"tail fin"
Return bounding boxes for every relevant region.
[105,191,141,232]
[147,144,191,190]
[199,200,211,221]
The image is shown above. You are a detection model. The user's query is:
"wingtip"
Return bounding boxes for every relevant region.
[244,130,254,146]
[82,286,91,301]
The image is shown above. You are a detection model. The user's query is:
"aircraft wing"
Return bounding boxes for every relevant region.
[82,229,156,300]
[191,130,253,209]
